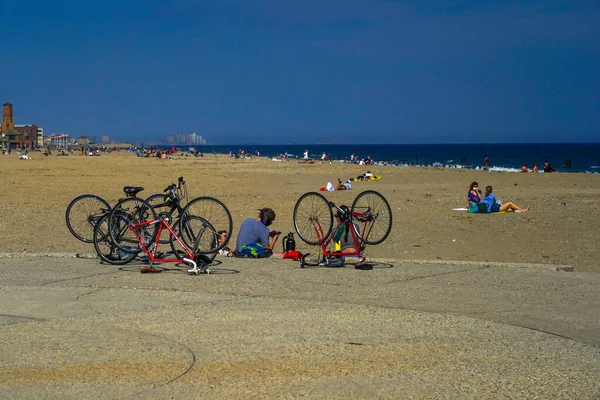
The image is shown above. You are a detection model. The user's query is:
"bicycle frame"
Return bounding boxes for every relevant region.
[127,215,206,274]
[310,204,373,261]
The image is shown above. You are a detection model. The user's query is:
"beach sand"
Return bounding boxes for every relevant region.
[1,150,599,272]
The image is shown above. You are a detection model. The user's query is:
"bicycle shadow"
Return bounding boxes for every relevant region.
[109,258,240,275]
[299,257,394,270]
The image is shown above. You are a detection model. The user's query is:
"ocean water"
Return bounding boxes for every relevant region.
[180,143,600,173]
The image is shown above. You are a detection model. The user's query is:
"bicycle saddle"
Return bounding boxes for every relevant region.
[123,186,144,197]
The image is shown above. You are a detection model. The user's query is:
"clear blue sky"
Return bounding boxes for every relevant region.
[2,0,599,144]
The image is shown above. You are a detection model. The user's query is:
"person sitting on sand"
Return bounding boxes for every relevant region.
[532,164,538,173]
[543,160,555,173]
[481,186,530,213]
[468,181,483,205]
[234,208,280,257]
[331,206,358,255]
[216,230,232,257]
[521,164,529,173]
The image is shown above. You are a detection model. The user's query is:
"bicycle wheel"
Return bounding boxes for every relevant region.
[108,197,158,254]
[93,214,138,265]
[179,197,233,253]
[293,192,333,245]
[145,193,168,209]
[146,193,176,244]
[170,216,218,261]
[66,194,111,243]
[351,190,392,245]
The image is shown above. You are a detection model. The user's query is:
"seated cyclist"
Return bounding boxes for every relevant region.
[332,206,358,254]
[234,208,281,258]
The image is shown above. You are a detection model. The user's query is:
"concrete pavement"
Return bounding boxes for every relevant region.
[0,254,599,399]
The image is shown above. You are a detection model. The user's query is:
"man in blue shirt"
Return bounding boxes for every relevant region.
[235,208,281,256]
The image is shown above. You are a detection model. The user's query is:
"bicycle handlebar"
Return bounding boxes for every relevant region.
[163,177,186,193]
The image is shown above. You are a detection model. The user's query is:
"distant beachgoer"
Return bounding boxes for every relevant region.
[481,186,530,213]
[321,152,326,161]
[336,178,351,190]
[521,164,529,173]
[532,164,538,173]
[303,150,309,160]
[468,181,483,205]
[483,156,489,171]
[216,230,232,257]
[543,160,555,173]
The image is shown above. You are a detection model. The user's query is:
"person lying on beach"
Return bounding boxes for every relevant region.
[481,186,530,213]
[336,178,351,190]
[468,181,483,205]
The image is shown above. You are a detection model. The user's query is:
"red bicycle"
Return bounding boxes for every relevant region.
[103,197,218,274]
[293,190,392,267]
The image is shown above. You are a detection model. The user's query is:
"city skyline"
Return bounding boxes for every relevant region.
[2,0,599,144]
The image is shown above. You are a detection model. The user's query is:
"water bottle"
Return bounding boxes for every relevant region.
[283,232,295,252]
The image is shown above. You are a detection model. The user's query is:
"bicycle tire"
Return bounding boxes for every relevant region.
[145,193,168,209]
[293,192,333,245]
[66,194,111,243]
[146,193,178,245]
[92,214,138,265]
[351,190,392,245]
[178,196,233,253]
[169,216,218,261]
[108,197,158,254]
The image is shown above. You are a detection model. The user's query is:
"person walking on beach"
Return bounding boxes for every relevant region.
[543,160,555,173]
[481,186,530,213]
[483,156,489,171]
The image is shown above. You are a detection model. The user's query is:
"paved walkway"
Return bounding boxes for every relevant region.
[0,254,599,399]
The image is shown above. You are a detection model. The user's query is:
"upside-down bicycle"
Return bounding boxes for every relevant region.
[292,190,392,267]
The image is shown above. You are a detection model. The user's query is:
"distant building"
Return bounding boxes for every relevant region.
[2,103,14,132]
[14,124,40,147]
[167,132,206,145]
[1,103,39,148]
[36,126,44,147]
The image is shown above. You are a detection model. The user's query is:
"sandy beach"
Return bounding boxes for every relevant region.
[1,150,599,272]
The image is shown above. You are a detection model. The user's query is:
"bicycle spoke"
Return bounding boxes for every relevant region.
[351,190,392,245]
[66,194,110,243]
[179,197,232,253]
[293,192,333,245]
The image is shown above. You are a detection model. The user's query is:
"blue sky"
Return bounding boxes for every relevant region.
[2,0,599,144]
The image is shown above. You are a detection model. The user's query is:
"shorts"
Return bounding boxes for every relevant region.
[491,203,501,213]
